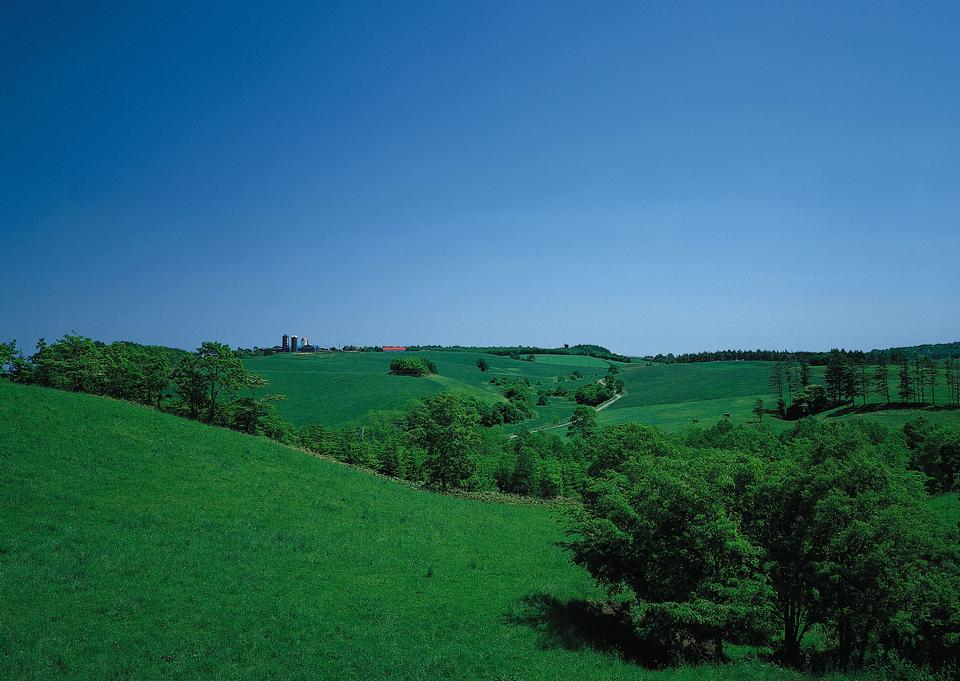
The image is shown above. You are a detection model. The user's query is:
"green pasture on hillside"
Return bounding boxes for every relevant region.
[530,354,619,368]
[244,351,606,427]
[241,353,960,435]
[600,361,960,433]
[1,380,845,680]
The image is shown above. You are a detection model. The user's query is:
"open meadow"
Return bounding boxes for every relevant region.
[0,380,855,681]
[244,352,960,435]
[244,350,608,428]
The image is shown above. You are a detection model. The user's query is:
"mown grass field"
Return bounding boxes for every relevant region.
[244,351,606,427]
[1,380,853,681]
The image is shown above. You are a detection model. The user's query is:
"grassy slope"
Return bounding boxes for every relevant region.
[244,351,607,428]
[243,352,960,435]
[4,381,829,680]
[600,362,782,431]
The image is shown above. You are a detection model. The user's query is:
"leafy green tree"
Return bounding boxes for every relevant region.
[538,457,562,498]
[511,444,538,496]
[872,359,890,404]
[475,357,489,372]
[229,394,292,442]
[246,372,269,400]
[824,350,847,404]
[585,422,677,476]
[141,346,172,408]
[171,354,208,419]
[377,431,410,478]
[946,358,957,406]
[785,384,829,419]
[195,341,246,424]
[0,340,21,378]
[903,416,960,493]
[567,405,596,438]
[31,334,106,393]
[299,424,328,454]
[567,453,776,662]
[752,398,764,422]
[574,382,614,406]
[924,357,938,405]
[897,355,915,403]
[405,393,479,490]
[853,356,869,406]
[748,421,953,669]
[784,358,797,405]
[389,357,435,376]
[769,361,785,402]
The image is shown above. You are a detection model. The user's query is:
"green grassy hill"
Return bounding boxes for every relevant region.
[601,361,960,433]
[4,381,953,679]
[243,352,960,435]
[244,351,608,428]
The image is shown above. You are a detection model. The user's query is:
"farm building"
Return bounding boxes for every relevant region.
[383,346,406,352]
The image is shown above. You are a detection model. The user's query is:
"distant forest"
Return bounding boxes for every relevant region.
[648,341,960,365]
[407,344,631,363]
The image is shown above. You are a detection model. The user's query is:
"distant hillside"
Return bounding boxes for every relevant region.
[407,344,631,363]
[648,340,960,365]
[243,350,608,428]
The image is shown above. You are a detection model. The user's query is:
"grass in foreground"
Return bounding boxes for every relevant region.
[1,381,838,680]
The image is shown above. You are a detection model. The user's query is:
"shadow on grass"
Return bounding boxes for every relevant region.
[825,402,960,418]
[507,593,669,668]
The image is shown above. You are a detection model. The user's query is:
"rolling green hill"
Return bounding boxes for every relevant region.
[601,360,960,433]
[242,352,960,435]
[244,351,608,428]
[1,380,831,680]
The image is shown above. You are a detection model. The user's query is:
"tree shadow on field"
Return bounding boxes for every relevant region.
[506,593,667,668]
[826,402,960,418]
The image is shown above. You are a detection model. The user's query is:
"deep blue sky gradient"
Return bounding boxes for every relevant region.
[2,1,959,354]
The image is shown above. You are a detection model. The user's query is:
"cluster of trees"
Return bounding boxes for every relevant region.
[3,336,180,407]
[904,416,960,494]
[478,377,534,425]
[651,349,827,364]
[769,350,960,420]
[650,341,960,366]
[574,366,623,406]
[388,356,437,376]
[4,336,294,441]
[567,419,960,673]
[409,343,631,363]
[296,393,589,497]
[767,357,827,419]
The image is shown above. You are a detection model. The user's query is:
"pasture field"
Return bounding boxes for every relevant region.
[244,350,606,427]
[600,361,960,433]
[0,380,844,681]
[242,352,960,435]
[530,353,621,368]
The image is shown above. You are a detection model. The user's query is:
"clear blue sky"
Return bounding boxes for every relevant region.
[2,1,958,355]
